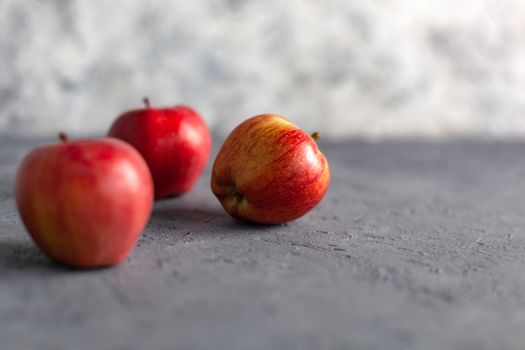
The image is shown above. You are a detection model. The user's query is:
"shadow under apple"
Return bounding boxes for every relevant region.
[0,239,120,274]
[150,204,289,234]
[0,239,56,273]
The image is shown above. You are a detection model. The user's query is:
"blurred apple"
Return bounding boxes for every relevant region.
[15,133,154,268]
[211,114,330,224]
[108,98,211,199]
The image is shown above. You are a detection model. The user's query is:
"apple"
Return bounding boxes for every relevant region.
[108,98,211,199]
[211,114,330,224]
[15,133,154,268]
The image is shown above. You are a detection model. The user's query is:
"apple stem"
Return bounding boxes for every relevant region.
[143,97,152,109]
[58,132,69,143]
[311,132,320,140]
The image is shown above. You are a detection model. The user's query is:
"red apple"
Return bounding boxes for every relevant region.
[108,98,211,199]
[15,133,154,268]
[211,114,330,224]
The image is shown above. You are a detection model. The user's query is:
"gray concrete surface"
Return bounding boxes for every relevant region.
[2,137,525,350]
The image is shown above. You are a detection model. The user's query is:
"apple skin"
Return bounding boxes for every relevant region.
[211,114,330,224]
[15,136,154,268]
[108,100,211,199]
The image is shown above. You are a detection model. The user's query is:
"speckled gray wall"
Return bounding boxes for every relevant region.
[1,0,524,139]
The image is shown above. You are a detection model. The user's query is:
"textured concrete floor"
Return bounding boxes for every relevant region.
[2,138,525,350]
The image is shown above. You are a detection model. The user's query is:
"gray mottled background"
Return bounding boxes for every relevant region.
[1,0,525,139]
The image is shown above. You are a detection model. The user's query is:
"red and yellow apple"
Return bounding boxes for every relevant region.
[108,98,211,199]
[15,134,154,268]
[211,114,330,224]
